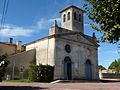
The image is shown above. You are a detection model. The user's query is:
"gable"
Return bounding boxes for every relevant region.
[56,33,99,47]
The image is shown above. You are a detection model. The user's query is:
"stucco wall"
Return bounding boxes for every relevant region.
[61,8,84,33]
[26,38,55,66]
[54,36,99,80]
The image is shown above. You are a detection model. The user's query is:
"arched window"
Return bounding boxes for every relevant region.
[74,12,77,20]
[63,14,66,22]
[67,12,70,20]
[85,59,91,64]
[79,14,81,22]
[64,56,71,63]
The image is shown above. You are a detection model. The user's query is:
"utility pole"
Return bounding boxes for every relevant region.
[12,60,15,80]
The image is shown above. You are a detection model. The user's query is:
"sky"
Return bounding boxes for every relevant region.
[0,0,119,68]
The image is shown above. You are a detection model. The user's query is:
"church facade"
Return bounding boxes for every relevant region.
[0,5,99,80]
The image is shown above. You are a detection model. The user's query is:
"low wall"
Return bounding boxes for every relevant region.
[102,73,120,79]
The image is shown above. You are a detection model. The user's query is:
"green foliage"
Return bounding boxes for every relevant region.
[28,64,38,82]
[98,65,106,70]
[84,0,120,43]
[4,79,31,82]
[23,69,29,79]
[28,64,54,82]
[108,58,120,73]
[0,54,9,81]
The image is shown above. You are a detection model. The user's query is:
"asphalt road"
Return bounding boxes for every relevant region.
[0,82,120,90]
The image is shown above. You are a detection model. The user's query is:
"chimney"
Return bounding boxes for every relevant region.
[8,38,13,44]
[16,40,22,52]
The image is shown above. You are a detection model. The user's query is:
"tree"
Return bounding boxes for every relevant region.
[84,0,120,43]
[108,58,120,73]
[98,65,106,70]
[0,54,9,81]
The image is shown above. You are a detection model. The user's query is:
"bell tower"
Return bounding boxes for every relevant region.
[60,5,84,33]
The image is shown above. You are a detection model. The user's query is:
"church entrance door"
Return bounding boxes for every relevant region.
[85,60,92,80]
[64,57,72,80]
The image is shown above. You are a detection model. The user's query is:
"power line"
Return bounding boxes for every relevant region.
[2,0,9,28]
[0,0,6,29]
[0,0,7,29]
[0,0,10,30]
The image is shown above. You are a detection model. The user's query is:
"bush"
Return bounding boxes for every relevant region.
[0,54,9,82]
[28,64,54,82]
[38,64,54,82]
[23,69,29,79]
[28,64,38,82]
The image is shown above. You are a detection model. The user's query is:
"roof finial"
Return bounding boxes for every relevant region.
[54,19,58,27]
[93,32,96,39]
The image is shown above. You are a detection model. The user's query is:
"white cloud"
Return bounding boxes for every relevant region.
[112,50,119,54]
[84,23,90,27]
[0,17,61,37]
[37,18,61,30]
[98,47,101,51]
[99,49,119,54]
[0,24,34,37]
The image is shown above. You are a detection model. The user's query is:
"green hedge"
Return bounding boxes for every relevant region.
[28,64,54,82]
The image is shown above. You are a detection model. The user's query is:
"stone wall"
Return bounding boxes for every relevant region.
[6,49,36,79]
[101,73,120,79]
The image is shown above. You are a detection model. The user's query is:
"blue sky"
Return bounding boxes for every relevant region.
[0,0,119,68]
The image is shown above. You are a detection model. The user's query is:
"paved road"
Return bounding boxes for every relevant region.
[0,82,120,90]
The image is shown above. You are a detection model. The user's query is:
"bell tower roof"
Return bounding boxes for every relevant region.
[60,5,84,13]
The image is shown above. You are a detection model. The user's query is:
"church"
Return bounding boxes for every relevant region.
[0,5,99,80]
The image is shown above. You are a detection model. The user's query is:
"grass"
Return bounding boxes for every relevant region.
[3,79,32,82]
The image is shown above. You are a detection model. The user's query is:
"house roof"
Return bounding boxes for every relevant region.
[60,5,84,13]
[24,35,55,46]
[0,42,16,46]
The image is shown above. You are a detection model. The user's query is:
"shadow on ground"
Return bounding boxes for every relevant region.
[0,86,48,90]
[100,79,120,83]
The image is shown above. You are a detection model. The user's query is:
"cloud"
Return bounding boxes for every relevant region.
[66,0,71,2]
[99,49,119,54]
[0,24,34,37]
[84,23,90,27]
[0,17,61,38]
[112,50,119,54]
[98,47,101,51]
[37,18,61,30]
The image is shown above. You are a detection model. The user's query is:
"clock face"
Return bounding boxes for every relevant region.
[65,44,71,53]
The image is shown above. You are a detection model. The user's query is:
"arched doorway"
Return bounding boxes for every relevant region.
[85,60,92,80]
[64,56,72,80]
